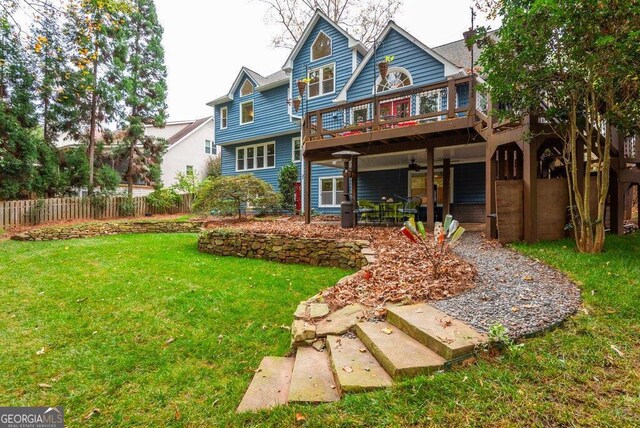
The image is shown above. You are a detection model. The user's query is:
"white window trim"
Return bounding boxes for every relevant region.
[372,66,414,95]
[308,62,336,100]
[219,106,228,129]
[318,176,343,208]
[239,100,254,125]
[417,87,448,121]
[205,139,213,154]
[240,79,254,97]
[407,167,453,205]
[235,141,276,172]
[292,137,301,163]
[350,104,370,125]
[310,31,332,62]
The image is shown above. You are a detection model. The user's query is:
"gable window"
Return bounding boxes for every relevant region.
[319,177,343,207]
[240,79,254,97]
[220,107,228,129]
[205,140,213,154]
[311,31,332,61]
[292,137,301,162]
[236,142,275,171]
[240,100,254,124]
[376,67,412,93]
[186,165,194,176]
[308,64,335,98]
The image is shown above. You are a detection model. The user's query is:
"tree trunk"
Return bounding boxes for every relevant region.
[88,57,99,196]
[128,142,134,198]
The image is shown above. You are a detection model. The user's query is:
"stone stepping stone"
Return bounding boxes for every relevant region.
[386,304,486,360]
[236,357,294,413]
[316,304,364,336]
[356,321,446,379]
[326,335,393,393]
[288,346,340,403]
[294,302,330,319]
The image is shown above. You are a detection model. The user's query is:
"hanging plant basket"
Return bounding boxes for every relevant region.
[378,61,389,80]
[292,98,301,112]
[297,80,307,97]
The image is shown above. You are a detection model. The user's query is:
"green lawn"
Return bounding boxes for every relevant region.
[1,233,639,427]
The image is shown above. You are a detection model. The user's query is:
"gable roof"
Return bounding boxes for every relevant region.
[165,117,213,151]
[282,9,367,71]
[433,29,499,70]
[207,67,289,107]
[334,21,464,103]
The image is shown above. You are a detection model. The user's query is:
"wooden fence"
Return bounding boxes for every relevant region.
[0,193,193,229]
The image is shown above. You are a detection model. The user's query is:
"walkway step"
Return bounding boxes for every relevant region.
[237,357,294,413]
[288,346,340,403]
[326,335,393,393]
[386,304,486,360]
[356,321,446,379]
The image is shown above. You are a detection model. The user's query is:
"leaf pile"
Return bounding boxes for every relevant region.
[205,216,477,310]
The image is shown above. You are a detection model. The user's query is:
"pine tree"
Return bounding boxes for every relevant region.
[117,0,167,197]
[0,16,40,200]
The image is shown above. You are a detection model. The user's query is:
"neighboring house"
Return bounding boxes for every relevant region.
[207,10,640,243]
[144,117,216,186]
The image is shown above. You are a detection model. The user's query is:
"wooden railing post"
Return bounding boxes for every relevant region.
[447,79,456,119]
[316,111,322,136]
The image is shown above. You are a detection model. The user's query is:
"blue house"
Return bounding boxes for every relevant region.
[207,10,639,242]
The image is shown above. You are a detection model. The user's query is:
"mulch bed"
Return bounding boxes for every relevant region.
[204,216,477,310]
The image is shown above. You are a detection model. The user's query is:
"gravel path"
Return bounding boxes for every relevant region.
[432,233,582,338]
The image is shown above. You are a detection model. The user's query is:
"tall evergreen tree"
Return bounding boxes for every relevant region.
[117,0,167,197]
[57,0,129,195]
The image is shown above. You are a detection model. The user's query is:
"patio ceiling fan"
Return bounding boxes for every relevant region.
[408,157,427,171]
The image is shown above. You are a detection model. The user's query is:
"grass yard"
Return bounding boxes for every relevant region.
[1,232,639,427]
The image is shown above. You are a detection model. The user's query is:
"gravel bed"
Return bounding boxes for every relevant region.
[432,233,582,339]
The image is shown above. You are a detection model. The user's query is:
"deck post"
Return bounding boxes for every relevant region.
[637,184,640,229]
[610,176,626,235]
[523,137,540,242]
[485,145,497,239]
[426,147,435,229]
[443,158,451,218]
[304,159,312,224]
[352,156,358,226]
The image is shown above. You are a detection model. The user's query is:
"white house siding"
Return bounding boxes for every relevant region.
[160,120,215,186]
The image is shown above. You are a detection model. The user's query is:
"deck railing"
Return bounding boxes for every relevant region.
[303,76,477,142]
[624,135,639,161]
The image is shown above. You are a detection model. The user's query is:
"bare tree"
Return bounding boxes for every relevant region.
[257,0,403,48]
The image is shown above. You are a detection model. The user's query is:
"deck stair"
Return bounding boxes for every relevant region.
[237,303,486,413]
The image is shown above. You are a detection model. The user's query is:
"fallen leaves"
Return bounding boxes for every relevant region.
[36,347,46,356]
[84,408,100,421]
[610,345,625,357]
[381,327,393,335]
[38,383,52,389]
[437,317,453,328]
[358,348,367,353]
[295,413,306,422]
[165,337,175,345]
[342,366,353,373]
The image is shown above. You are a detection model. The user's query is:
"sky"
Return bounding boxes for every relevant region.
[154,0,498,122]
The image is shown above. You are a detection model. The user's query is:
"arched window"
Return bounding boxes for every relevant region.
[240,80,254,97]
[376,67,412,93]
[311,31,332,61]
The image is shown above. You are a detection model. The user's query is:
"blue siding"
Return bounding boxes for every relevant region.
[215,76,297,145]
[453,162,485,203]
[310,165,343,214]
[291,17,354,112]
[347,28,445,102]
[357,169,409,202]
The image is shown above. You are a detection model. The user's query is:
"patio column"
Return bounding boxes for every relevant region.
[352,156,358,226]
[443,158,451,218]
[523,137,540,242]
[637,184,640,229]
[610,177,626,236]
[304,159,312,224]
[485,145,497,239]
[426,147,435,229]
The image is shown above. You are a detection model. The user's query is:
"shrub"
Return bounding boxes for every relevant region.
[146,187,181,211]
[193,174,279,219]
[95,165,121,192]
[119,197,135,217]
[173,171,199,194]
[278,162,299,213]
[204,156,221,179]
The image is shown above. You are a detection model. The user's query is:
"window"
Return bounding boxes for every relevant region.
[292,137,301,162]
[376,68,412,93]
[308,64,335,98]
[236,142,275,171]
[319,177,343,207]
[311,31,332,61]
[240,100,254,124]
[220,107,228,129]
[351,105,370,124]
[186,165,194,176]
[240,79,254,97]
[205,140,213,154]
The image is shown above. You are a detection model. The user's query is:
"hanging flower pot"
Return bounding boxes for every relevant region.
[292,98,301,112]
[378,61,389,80]
[297,80,307,96]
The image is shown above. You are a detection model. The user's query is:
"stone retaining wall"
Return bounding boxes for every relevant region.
[11,220,203,241]
[198,229,370,269]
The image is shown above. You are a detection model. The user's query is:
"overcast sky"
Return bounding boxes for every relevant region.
[154,0,498,121]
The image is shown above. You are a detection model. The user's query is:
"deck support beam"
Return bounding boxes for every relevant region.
[443,158,451,218]
[352,156,358,226]
[485,145,497,239]
[523,138,540,242]
[304,159,312,224]
[426,147,435,229]
[610,175,626,236]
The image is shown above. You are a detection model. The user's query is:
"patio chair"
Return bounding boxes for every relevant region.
[397,196,422,222]
[355,200,378,223]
